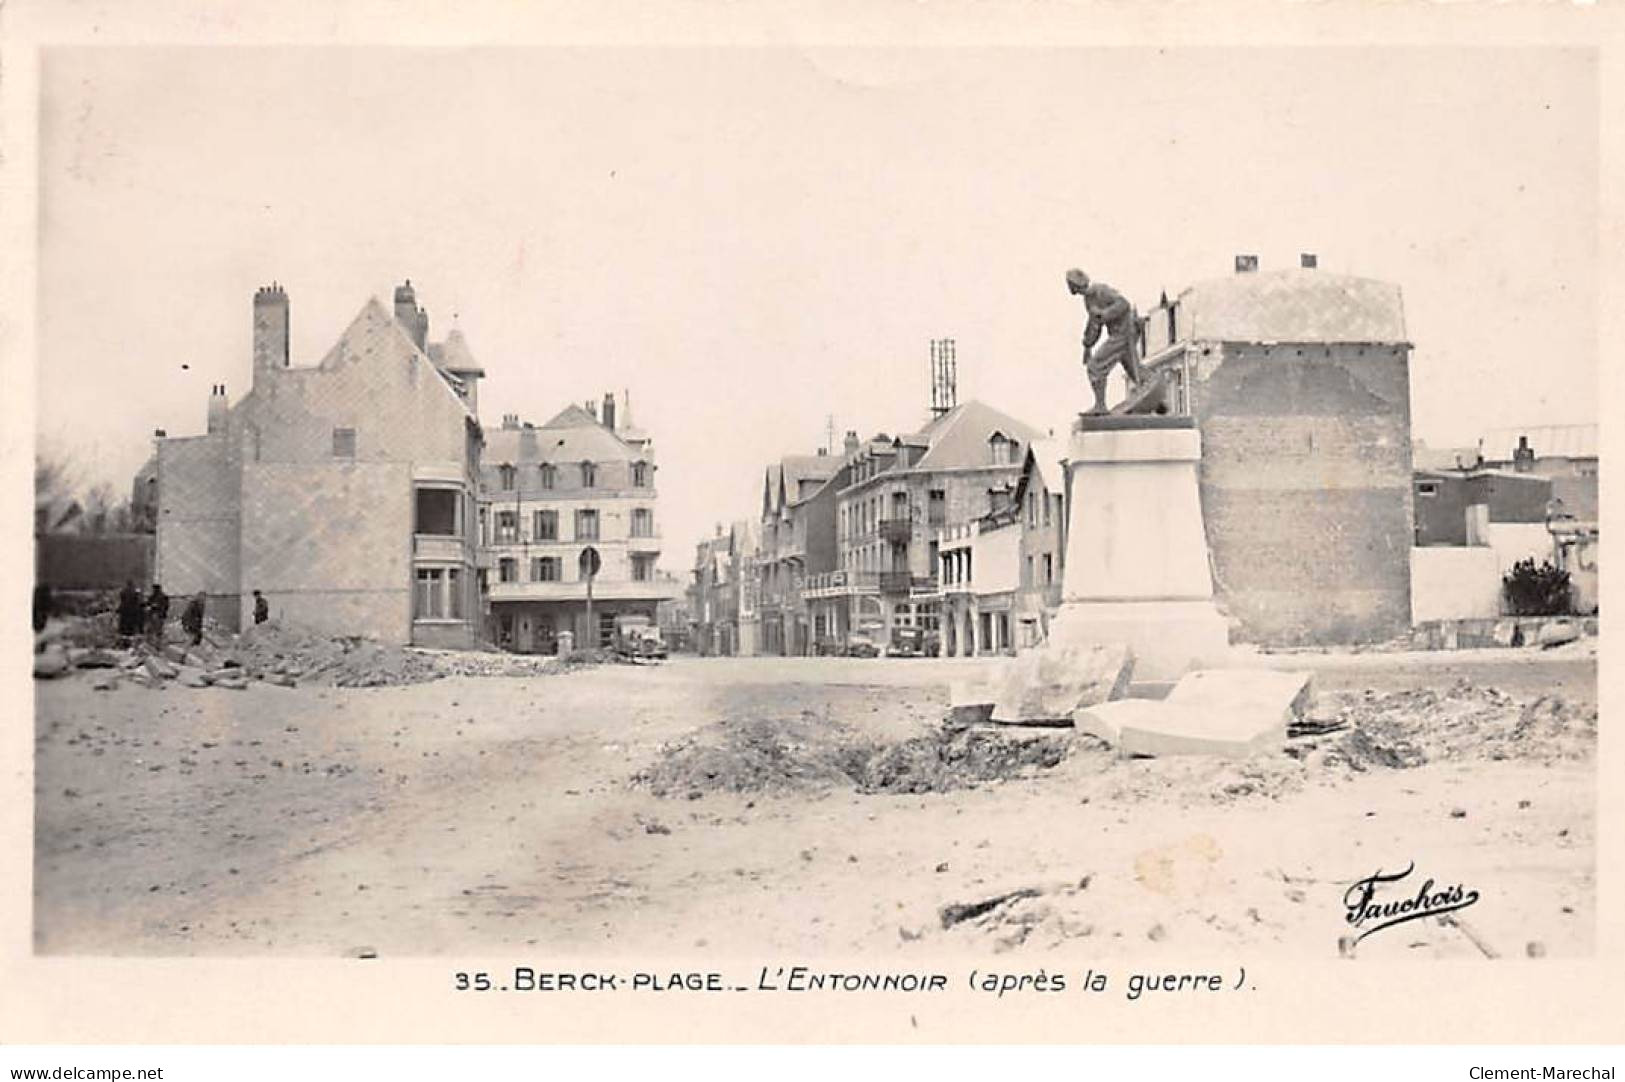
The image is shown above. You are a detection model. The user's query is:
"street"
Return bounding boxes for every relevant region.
[33,651,1596,960]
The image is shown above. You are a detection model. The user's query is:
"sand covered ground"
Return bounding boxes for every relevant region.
[32,650,1596,962]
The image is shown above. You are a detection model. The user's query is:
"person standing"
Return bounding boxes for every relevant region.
[181,591,207,646]
[145,583,170,646]
[32,583,54,633]
[253,589,269,625]
[116,580,144,642]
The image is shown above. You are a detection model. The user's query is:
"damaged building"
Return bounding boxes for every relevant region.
[152,280,486,646]
[1140,256,1416,646]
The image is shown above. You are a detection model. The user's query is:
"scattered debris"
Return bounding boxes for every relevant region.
[633,714,1074,798]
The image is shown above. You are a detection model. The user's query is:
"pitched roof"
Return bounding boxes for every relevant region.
[1177,268,1408,343]
[767,452,841,511]
[319,297,477,423]
[1480,423,1598,462]
[426,327,485,376]
[485,405,643,465]
[910,399,1046,472]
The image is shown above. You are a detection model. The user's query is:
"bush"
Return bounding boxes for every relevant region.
[1502,558,1571,616]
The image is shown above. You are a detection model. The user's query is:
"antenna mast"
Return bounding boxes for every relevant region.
[930,338,958,418]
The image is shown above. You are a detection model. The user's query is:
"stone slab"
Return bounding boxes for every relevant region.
[989,641,1133,724]
[1166,668,1315,728]
[1115,699,1285,759]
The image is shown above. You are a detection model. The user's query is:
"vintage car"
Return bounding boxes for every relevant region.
[844,632,881,658]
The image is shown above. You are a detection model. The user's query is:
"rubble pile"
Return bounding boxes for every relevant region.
[1318,679,1596,771]
[633,713,876,797]
[635,714,1074,798]
[34,616,575,690]
[856,724,1072,794]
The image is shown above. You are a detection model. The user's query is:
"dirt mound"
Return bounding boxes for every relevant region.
[856,726,1072,794]
[633,713,875,796]
[1321,679,1595,771]
[635,716,1074,798]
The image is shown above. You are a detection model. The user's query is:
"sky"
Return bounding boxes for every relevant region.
[36,46,1598,570]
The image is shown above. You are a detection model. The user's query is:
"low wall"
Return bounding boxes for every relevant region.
[1411,546,1500,623]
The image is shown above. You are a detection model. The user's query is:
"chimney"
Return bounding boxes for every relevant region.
[1300,253,1318,269]
[843,430,860,457]
[586,399,599,421]
[501,413,519,430]
[1234,254,1259,274]
[206,383,229,435]
[602,392,616,431]
[252,282,289,382]
[1513,435,1535,472]
[392,280,428,350]
[154,428,167,439]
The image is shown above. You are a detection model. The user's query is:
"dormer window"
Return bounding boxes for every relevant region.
[580,461,596,488]
[989,433,1014,466]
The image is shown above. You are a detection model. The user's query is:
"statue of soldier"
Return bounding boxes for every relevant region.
[1066,268,1145,414]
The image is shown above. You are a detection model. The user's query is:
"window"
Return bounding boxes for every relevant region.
[1416,482,1439,498]
[928,489,947,526]
[631,508,654,538]
[632,553,656,582]
[990,434,1012,466]
[415,488,458,536]
[1043,553,1054,585]
[498,557,518,584]
[632,461,650,487]
[580,461,596,488]
[414,568,463,620]
[495,510,518,543]
[575,509,599,540]
[333,427,356,458]
[533,510,558,540]
[499,464,516,490]
[1027,491,1038,527]
[532,556,560,581]
[1042,489,1052,526]
[539,463,557,489]
[1024,555,1034,587]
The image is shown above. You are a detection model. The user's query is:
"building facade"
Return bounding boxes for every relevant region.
[807,401,1047,651]
[153,280,485,646]
[1140,261,1415,645]
[758,452,842,655]
[937,439,1067,656]
[480,395,679,652]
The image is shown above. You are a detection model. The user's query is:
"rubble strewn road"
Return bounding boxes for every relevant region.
[33,653,1595,960]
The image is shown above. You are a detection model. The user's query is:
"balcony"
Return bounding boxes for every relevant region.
[878,570,913,595]
[627,532,662,554]
[878,518,913,545]
[413,534,466,562]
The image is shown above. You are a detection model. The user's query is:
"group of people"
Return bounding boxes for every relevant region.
[112,583,270,647]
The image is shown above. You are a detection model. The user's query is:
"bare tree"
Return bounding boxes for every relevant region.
[34,448,82,535]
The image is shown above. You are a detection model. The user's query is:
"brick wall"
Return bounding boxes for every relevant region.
[1193,342,1413,645]
[240,461,413,642]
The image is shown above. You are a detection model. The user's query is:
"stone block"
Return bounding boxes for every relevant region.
[1115,698,1284,758]
[1165,668,1314,728]
[33,647,69,679]
[1492,620,1519,648]
[91,672,120,691]
[990,641,1133,725]
[946,677,996,726]
[1072,699,1173,746]
[1537,620,1579,648]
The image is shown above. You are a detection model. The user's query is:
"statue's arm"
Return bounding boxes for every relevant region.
[1083,311,1103,348]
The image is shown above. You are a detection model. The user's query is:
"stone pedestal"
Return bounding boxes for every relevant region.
[1057,416,1229,681]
